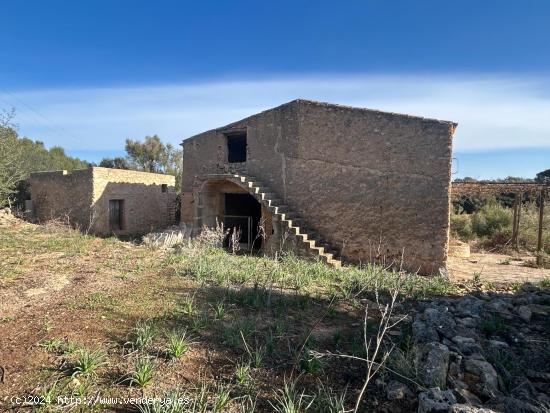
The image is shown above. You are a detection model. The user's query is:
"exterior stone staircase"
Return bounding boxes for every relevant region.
[211,172,342,268]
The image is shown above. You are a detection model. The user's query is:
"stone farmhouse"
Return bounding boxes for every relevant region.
[29,167,176,236]
[181,99,457,274]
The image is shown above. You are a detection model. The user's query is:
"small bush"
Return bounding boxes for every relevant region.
[450,213,473,240]
[471,202,512,237]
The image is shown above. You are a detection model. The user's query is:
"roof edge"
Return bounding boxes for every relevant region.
[182,98,458,143]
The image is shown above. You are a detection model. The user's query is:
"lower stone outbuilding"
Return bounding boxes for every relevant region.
[29,167,176,236]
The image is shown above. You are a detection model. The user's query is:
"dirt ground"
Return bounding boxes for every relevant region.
[1,219,548,412]
[448,252,550,285]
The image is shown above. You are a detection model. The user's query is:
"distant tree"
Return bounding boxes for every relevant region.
[0,109,90,207]
[502,176,532,183]
[99,156,130,169]
[535,169,550,183]
[454,177,478,182]
[125,135,167,173]
[124,135,182,190]
[0,109,25,206]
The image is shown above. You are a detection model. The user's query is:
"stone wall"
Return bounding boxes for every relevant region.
[181,99,456,274]
[30,167,177,236]
[90,168,176,236]
[29,169,94,229]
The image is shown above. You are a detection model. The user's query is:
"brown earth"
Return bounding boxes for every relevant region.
[1,218,548,412]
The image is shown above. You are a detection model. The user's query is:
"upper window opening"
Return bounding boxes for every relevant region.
[227,132,247,163]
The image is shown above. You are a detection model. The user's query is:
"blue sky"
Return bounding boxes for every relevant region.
[1,0,549,179]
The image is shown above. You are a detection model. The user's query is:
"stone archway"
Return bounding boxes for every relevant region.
[196,178,274,250]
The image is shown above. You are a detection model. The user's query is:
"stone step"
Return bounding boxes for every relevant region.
[266,198,282,207]
[233,173,342,268]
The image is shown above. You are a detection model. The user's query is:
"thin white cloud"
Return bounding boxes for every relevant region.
[2,75,550,153]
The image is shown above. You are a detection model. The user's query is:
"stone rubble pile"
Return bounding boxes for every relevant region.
[384,284,550,413]
[142,224,192,249]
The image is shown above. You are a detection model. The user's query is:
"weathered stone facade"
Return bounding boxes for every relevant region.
[181,99,457,274]
[30,167,176,236]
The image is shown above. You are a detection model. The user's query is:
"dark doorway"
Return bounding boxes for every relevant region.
[109,199,124,231]
[224,193,261,248]
[227,132,247,163]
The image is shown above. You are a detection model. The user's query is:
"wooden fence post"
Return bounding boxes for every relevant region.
[512,194,520,249]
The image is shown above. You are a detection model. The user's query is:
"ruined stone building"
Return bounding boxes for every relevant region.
[30,167,176,236]
[181,99,457,274]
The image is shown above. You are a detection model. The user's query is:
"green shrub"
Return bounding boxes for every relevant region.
[450,213,473,239]
[471,202,512,237]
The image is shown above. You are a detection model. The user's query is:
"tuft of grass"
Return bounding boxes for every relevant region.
[39,338,65,353]
[181,295,196,317]
[128,357,155,388]
[37,381,60,409]
[234,361,252,385]
[539,277,550,289]
[298,350,324,375]
[190,314,210,333]
[212,385,232,413]
[72,348,105,377]
[270,377,315,413]
[128,321,156,351]
[313,383,348,413]
[211,300,226,320]
[166,329,193,359]
[481,314,507,336]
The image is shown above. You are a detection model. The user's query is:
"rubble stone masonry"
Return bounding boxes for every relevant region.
[182,99,457,274]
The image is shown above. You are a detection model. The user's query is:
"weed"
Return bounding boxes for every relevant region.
[472,272,482,285]
[212,385,232,413]
[298,348,324,375]
[234,361,252,385]
[72,348,105,377]
[128,321,156,351]
[211,300,226,320]
[270,377,314,413]
[190,314,209,333]
[43,317,54,333]
[39,338,64,353]
[128,357,155,388]
[313,383,348,413]
[332,330,343,348]
[37,381,59,409]
[182,295,196,317]
[249,345,266,368]
[481,314,507,336]
[166,329,193,359]
[538,277,550,289]
[510,282,523,293]
[237,395,257,413]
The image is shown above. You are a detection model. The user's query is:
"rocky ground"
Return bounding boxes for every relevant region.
[382,283,550,413]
